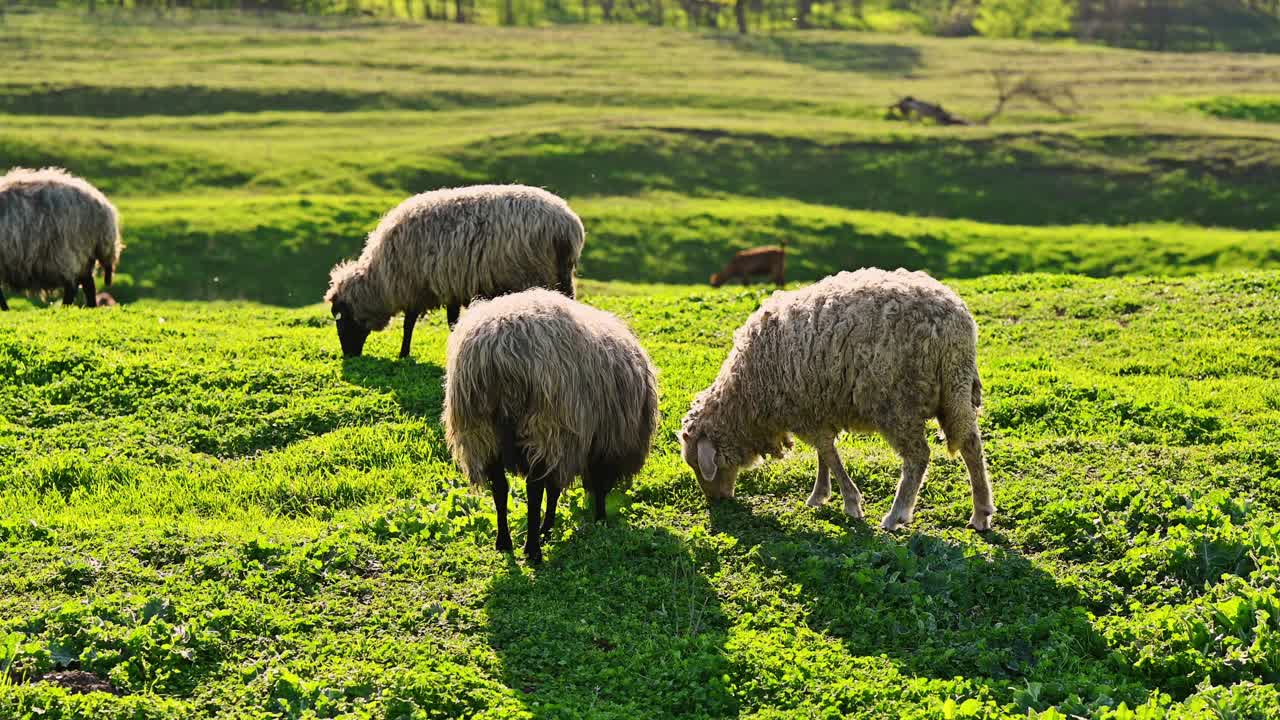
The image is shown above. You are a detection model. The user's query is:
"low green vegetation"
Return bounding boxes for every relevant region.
[2,8,1280,718]
[2,273,1280,718]
[1191,95,1280,124]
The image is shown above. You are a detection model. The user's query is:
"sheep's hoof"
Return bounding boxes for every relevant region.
[804,491,830,509]
[968,510,995,532]
[842,499,864,519]
[880,512,912,531]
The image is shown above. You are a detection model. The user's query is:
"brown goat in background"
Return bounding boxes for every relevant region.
[710,240,786,288]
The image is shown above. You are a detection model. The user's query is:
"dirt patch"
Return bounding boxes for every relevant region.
[39,670,119,695]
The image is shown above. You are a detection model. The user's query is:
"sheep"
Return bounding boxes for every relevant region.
[325,184,585,359]
[710,241,786,288]
[443,288,659,564]
[0,167,122,311]
[680,267,995,532]
[95,292,118,307]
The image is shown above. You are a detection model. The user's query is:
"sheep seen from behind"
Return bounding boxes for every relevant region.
[325,184,585,359]
[0,167,122,310]
[443,288,659,564]
[680,268,995,531]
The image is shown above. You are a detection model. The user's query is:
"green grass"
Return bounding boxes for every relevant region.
[1190,96,1280,124]
[2,273,1280,718]
[4,8,1280,718]
[3,11,1280,306]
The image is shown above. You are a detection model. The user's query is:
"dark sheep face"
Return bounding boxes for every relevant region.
[331,301,371,357]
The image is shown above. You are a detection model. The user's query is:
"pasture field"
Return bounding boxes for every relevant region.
[2,274,1280,719]
[3,6,1280,719]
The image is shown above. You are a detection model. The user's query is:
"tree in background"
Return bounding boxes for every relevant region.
[974,0,1074,36]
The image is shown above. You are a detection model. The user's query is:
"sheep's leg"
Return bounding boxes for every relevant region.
[805,451,831,508]
[81,275,97,308]
[399,309,420,359]
[62,282,77,307]
[446,303,461,329]
[0,289,8,311]
[555,264,576,299]
[881,430,930,531]
[540,481,561,541]
[958,428,996,532]
[524,476,545,565]
[820,441,863,518]
[487,460,513,553]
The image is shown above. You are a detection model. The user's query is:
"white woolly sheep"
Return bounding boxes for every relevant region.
[324,184,585,358]
[0,167,122,310]
[443,288,659,564]
[679,267,995,531]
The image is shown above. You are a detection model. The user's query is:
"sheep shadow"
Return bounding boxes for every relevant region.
[339,355,445,420]
[712,35,923,76]
[484,520,736,716]
[706,497,1159,711]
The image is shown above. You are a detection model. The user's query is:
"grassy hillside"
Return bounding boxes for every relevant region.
[2,273,1280,718]
[2,11,1280,304]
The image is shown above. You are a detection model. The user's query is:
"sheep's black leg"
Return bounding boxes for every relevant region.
[0,289,8,311]
[446,303,460,329]
[400,309,419,359]
[524,477,544,565]
[63,282,78,307]
[81,275,97,308]
[540,481,561,541]
[487,460,513,553]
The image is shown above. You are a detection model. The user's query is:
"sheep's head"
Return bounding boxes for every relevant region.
[326,262,374,357]
[680,428,739,501]
[709,273,724,288]
[330,299,371,358]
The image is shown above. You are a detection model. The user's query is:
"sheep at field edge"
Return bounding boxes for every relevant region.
[0,167,122,311]
[680,267,995,531]
[710,241,786,288]
[325,184,585,359]
[443,288,659,564]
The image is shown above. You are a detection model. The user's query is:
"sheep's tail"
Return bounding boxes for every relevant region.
[939,353,983,457]
[96,208,122,288]
[555,234,577,300]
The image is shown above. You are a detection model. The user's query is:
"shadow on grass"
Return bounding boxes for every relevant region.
[706,497,1160,711]
[484,520,736,716]
[712,35,923,76]
[340,355,445,420]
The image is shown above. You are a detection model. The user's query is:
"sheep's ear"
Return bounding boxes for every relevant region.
[697,437,718,483]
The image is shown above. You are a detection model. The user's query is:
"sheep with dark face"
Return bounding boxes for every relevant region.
[325,184,584,359]
[680,267,995,532]
[443,288,659,564]
[0,167,122,310]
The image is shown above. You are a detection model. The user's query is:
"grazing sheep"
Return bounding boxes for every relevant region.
[95,292,118,307]
[325,184,585,359]
[680,267,995,532]
[710,241,786,288]
[0,167,122,310]
[443,288,659,564]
